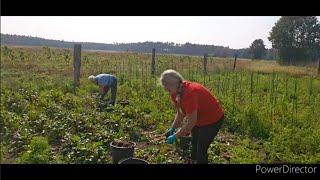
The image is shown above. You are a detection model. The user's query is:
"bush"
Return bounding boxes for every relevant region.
[242,107,271,140]
[229,138,265,163]
[224,113,242,134]
[265,125,320,163]
[20,136,51,164]
[0,145,4,163]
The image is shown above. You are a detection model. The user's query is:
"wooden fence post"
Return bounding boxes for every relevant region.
[233,53,237,70]
[203,53,208,74]
[73,44,81,87]
[151,48,156,75]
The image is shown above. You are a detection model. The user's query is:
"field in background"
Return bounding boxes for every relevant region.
[1,45,319,164]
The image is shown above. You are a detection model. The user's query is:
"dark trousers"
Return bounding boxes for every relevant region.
[191,116,224,164]
[100,77,117,105]
[109,78,117,104]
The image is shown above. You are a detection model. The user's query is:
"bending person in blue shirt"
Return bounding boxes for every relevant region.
[88,74,117,105]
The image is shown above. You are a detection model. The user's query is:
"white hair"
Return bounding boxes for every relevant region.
[88,75,96,82]
[160,69,184,88]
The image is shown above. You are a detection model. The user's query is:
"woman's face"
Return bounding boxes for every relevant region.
[163,83,177,95]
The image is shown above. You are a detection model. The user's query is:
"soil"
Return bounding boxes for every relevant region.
[119,99,130,106]
[112,140,134,148]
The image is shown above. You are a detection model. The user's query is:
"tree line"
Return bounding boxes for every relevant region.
[0,33,277,60]
[252,16,320,65]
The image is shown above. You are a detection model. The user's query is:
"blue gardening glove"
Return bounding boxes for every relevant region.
[167,134,176,144]
[165,127,176,138]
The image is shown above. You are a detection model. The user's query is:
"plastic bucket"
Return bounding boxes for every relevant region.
[118,158,149,164]
[110,141,136,164]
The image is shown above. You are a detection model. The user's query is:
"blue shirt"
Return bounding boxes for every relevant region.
[95,74,116,86]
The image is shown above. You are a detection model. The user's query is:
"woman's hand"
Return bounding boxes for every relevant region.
[175,110,197,137]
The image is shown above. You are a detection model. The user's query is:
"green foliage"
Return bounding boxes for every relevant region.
[1,46,319,164]
[0,145,4,163]
[268,16,320,65]
[19,136,51,164]
[242,107,271,140]
[249,39,267,59]
[265,125,320,163]
[229,138,265,163]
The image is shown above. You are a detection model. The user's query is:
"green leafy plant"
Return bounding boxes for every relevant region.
[19,136,51,164]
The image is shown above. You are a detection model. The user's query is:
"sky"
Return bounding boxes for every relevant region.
[0,16,303,49]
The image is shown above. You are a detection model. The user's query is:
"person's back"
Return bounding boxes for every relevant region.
[88,73,117,105]
[95,74,116,87]
[171,81,224,126]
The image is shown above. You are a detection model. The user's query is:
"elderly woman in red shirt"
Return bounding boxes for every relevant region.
[160,69,224,164]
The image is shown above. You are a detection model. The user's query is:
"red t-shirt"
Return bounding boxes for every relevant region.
[170,81,224,127]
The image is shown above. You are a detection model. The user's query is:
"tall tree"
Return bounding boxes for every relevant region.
[268,16,320,65]
[249,39,267,59]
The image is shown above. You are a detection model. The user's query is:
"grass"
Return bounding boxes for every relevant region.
[1,45,320,164]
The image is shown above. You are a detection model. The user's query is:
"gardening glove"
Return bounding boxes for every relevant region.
[165,127,176,138]
[167,134,176,144]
